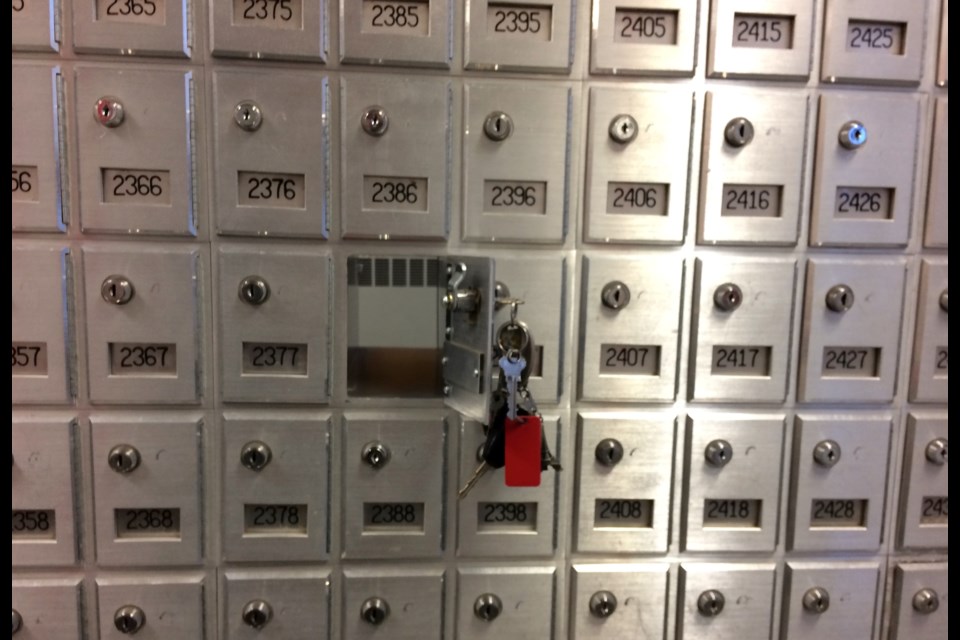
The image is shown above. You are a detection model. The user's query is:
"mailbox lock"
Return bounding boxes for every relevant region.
[825,284,855,312]
[360,597,390,625]
[95,96,125,128]
[912,588,939,614]
[724,117,754,148]
[238,276,270,306]
[802,587,830,614]
[241,600,273,629]
[240,441,272,471]
[813,440,841,467]
[362,442,391,469]
[114,605,146,635]
[839,120,868,150]
[601,281,631,310]
[589,591,618,618]
[713,283,743,312]
[474,594,503,621]
[361,106,389,136]
[484,111,514,142]
[704,439,733,467]
[595,438,624,466]
[12,609,22,635]
[608,114,638,144]
[925,438,948,465]
[697,590,725,617]
[108,444,141,474]
[234,100,263,132]
[939,289,948,313]
[101,275,135,305]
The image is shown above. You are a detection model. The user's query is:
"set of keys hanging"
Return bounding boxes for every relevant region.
[458,298,561,499]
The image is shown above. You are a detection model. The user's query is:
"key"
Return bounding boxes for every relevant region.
[458,408,508,500]
[499,350,526,420]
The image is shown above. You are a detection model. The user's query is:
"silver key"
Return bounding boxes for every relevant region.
[499,351,526,420]
[458,461,490,500]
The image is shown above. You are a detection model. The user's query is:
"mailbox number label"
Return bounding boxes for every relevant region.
[703,499,761,527]
[732,14,793,49]
[362,1,428,36]
[921,497,948,524]
[363,176,428,212]
[594,499,653,528]
[97,0,165,25]
[232,0,302,28]
[600,344,660,375]
[483,180,547,214]
[722,185,782,217]
[244,504,308,533]
[11,510,55,539]
[11,167,37,202]
[614,9,678,44]
[835,187,893,219]
[115,508,181,538]
[102,169,171,205]
[711,346,772,376]
[363,502,425,531]
[607,182,668,215]
[487,3,551,41]
[822,347,880,377]
[936,347,947,372]
[477,502,537,531]
[11,342,47,375]
[242,343,308,375]
[810,499,867,527]
[109,343,177,375]
[847,21,905,53]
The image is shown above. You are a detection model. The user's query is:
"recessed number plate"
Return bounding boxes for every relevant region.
[115,508,181,539]
[477,502,537,532]
[363,502,425,532]
[606,182,669,215]
[614,8,678,44]
[703,499,761,527]
[594,499,653,528]
[11,342,48,375]
[731,14,793,49]
[711,346,772,376]
[244,504,308,535]
[109,343,177,376]
[232,0,304,29]
[11,510,56,539]
[822,347,880,377]
[241,343,308,375]
[809,499,867,528]
[361,0,429,36]
[487,3,551,41]
[600,344,660,375]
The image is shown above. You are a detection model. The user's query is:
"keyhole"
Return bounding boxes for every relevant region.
[738,124,747,139]
[101,105,112,118]
[840,292,849,307]
[621,122,629,135]
[495,118,502,133]
[249,450,264,466]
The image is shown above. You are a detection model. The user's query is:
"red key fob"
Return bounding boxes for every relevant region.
[504,414,542,487]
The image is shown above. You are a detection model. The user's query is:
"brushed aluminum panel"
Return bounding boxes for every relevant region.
[221,412,330,562]
[698,90,808,245]
[570,563,670,639]
[96,573,206,639]
[341,568,444,640]
[897,414,948,550]
[12,417,78,566]
[821,0,926,85]
[211,0,326,60]
[575,414,676,553]
[12,64,64,232]
[707,0,814,79]
[788,414,891,551]
[465,0,574,72]
[579,255,684,401]
[677,563,776,640]
[909,259,948,402]
[889,563,948,640]
[75,66,198,236]
[689,258,796,402]
[213,70,329,237]
[91,413,204,566]
[340,74,451,239]
[456,566,556,639]
[780,562,880,640]
[810,92,920,247]
[798,258,906,403]
[462,80,572,243]
[82,244,203,405]
[72,0,191,57]
[12,243,73,405]
[923,98,947,248]
[936,0,947,87]
[218,247,331,403]
[457,416,559,557]
[11,0,59,51]
[222,568,330,640]
[585,87,692,244]
[444,256,495,421]
[340,0,451,67]
[12,578,83,638]
[682,414,784,552]
[341,413,446,558]
[590,0,699,76]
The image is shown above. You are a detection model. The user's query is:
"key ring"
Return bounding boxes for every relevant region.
[496,319,531,355]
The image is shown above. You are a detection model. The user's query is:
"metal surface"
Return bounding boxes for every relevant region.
[342,568,443,640]
[591,0,699,75]
[897,414,948,549]
[889,563,948,639]
[11,579,83,638]
[781,562,881,639]
[96,574,206,639]
[223,569,330,639]
[455,566,555,639]
[571,564,670,638]
[678,563,776,639]
[909,259,948,402]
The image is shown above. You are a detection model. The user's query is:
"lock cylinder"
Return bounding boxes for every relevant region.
[114,605,146,635]
[241,600,273,629]
[360,597,389,625]
[474,594,503,621]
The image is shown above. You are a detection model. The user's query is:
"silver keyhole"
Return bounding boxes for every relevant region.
[12,609,22,635]
[925,438,948,465]
[474,594,503,621]
[713,283,743,312]
[484,111,514,141]
[238,276,270,306]
[825,284,855,312]
[724,117,754,147]
[101,275,135,305]
[802,587,830,614]
[362,442,391,469]
[595,438,624,466]
[813,440,841,467]
[839,120,868,150]
[589,591,618,618]
[705,439,733,467]
[108,444,141,474]
[95,96,125,127]
[360,597,390,625]
[361,106,389,136]
[608,114,638,144]
[240,441,272,471]
[697,590,725,617]
[234,100,263,132]
[913,588,939,613]
[939,289,948,313]
[601,281,631,310]
[114,605,146,635]
[242,600,273,629]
